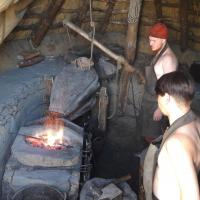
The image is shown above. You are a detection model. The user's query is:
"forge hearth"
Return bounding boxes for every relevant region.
[11,125,82,167]
[2,121,84,200]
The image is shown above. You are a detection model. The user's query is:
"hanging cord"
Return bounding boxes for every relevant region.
[107,61,121,119]
[89,0,95,70]
[66,25,73,52]
[130,76,139,126]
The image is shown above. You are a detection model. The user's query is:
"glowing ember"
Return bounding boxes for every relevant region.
[25,126,71,150]
[42,127,64,147]
[25,113,73,150]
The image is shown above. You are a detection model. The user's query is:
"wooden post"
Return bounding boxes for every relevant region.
[125,0,143,63]
[154,0,163,21]
[179,0,189,52]
[99,0,117,33]
[119,0,143,113]
[98,87,108,132]
[31,0,65,47]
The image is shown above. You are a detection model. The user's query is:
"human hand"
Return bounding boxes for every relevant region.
[153,108,162,121]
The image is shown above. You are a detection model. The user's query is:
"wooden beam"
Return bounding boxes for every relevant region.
[179,0,189,51]
[99,0,117,33]
[63,20,144,80]
[119,0,143,113]
[30,0,64,47]
[125,0,143,63]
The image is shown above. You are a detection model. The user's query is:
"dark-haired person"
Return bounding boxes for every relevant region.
[140,22,178,144]
[153,71,200,199]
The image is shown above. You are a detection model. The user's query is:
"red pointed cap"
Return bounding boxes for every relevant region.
[149,22,168,39]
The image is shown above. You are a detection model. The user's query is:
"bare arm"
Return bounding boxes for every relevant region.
[164,136,200,200]
[153,53,177,120]
[162,54,177,74]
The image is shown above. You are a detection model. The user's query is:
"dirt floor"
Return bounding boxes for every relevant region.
[93,116,141,195]
[89,53,150,196]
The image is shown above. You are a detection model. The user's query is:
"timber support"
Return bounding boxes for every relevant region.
[119,0,143,113]
[31,0,64,47]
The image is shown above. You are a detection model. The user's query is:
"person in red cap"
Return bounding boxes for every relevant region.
[139,22,178,146]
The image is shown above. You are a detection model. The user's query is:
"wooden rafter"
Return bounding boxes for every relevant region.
[30,0,64,47]
[99,0,117,33]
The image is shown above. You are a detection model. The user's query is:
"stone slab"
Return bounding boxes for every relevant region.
[99,183,122,200]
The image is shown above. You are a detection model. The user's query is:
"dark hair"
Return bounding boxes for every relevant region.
[155,71,195,103]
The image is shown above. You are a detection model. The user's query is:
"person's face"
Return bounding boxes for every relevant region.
[149,36,166,52]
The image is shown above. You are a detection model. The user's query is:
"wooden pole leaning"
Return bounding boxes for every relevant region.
[63,20,144,113]
[63,20,144,76]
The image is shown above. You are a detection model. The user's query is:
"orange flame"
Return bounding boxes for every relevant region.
[42,112,64,147]
[44,126,64,146]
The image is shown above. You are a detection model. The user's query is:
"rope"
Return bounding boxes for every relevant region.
[66,25,73,51]
[128,0,142,23]
[89,0,95,70]
[130,76,139,126]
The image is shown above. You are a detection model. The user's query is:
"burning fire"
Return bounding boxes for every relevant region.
[42,126,64,147]
[43,112,65,146]
[25,112,68,150]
